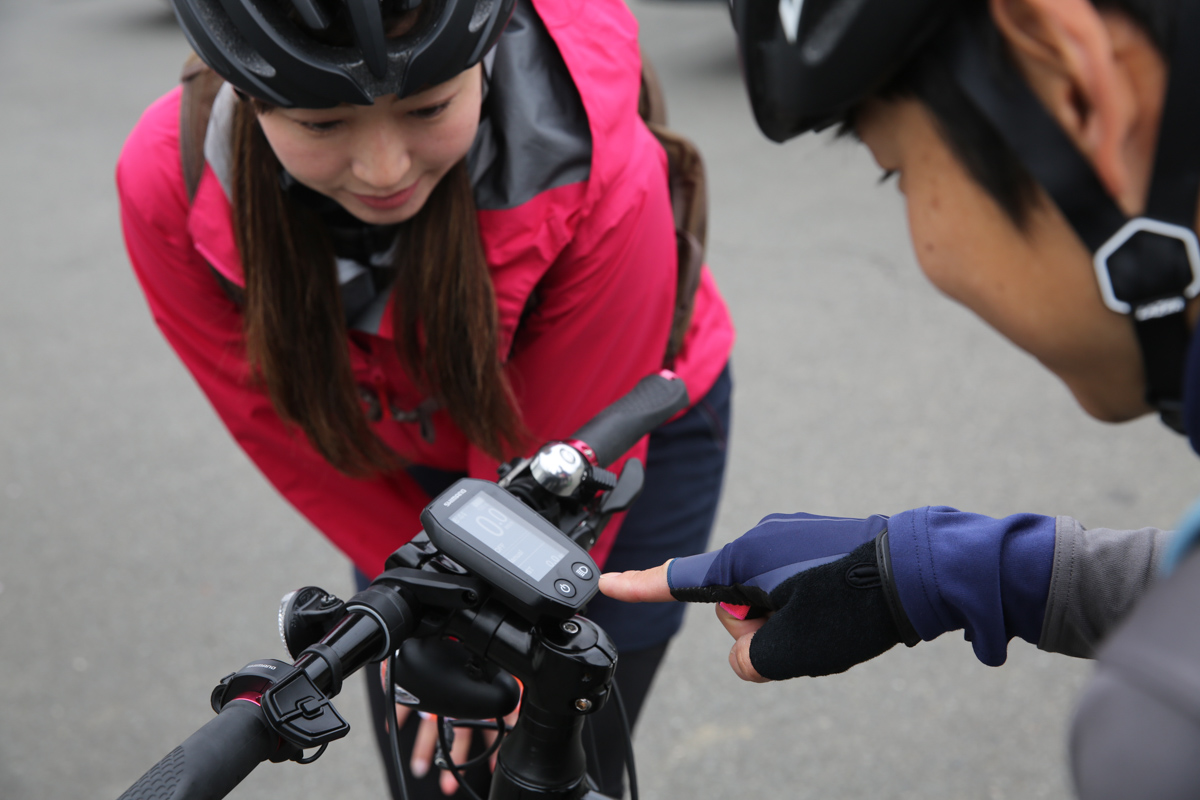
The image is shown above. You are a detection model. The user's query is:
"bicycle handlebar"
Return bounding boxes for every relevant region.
[114,373,683,800]
[570,372,688,467]
[116,701,279,800]
[117,598,415,800]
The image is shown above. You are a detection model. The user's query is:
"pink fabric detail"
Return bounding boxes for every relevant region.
[188,168,242,284]
[721,603,752,621]
[667,268,736,406]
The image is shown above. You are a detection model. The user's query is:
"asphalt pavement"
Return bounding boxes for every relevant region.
[3,2,1199,799]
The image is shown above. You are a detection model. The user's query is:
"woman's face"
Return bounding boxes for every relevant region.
[256,64,483,226]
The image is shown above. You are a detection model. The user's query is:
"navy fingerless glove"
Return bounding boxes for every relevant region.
[667,513,921,679]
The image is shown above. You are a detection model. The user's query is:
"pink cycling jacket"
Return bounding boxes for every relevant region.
[116,0,734,575]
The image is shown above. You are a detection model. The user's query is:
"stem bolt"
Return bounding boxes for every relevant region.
[561,621,580,635]
[575,698,593,712]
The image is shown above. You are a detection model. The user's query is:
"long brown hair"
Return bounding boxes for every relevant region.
[230,100,527,477]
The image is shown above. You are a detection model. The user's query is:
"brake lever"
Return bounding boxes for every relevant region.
[598,458,644,515]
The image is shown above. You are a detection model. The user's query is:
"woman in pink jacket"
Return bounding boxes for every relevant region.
[116,0,734,797]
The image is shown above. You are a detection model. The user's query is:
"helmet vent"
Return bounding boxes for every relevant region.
[802,0,869,65]
[346,0,389,77]
[289,0,331,30]
[470,0,495,34]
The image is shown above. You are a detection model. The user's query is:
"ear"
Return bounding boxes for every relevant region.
[989,0,1165,215]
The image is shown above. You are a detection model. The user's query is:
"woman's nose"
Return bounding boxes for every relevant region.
[351,125,411,190]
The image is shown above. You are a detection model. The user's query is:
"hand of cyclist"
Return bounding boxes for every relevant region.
[403,706,465,794]
[383,665,518,795]
[598,512,921,681]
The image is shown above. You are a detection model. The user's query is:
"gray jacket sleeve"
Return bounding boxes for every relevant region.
[1037,517,1171,659]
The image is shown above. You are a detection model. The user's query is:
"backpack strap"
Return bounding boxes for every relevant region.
[639,51,669,128]
[638,48,707,369]
[180,53,225,204]
[179,53,245,305]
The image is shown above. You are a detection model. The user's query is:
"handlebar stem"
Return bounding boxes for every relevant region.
[491,704,591,800]
[441,605,618,799]
[447,605,616,715]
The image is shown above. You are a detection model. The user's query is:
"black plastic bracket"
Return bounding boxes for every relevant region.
[349,567,485,648]
[370,566,486,612]
[260,668,350,750]
[209,658,350,764]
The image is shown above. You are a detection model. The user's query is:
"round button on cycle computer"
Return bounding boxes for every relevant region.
[554,579,576,597]
[570,563,593,581]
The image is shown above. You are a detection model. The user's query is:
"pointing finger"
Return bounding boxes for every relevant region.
[598,561,675,603]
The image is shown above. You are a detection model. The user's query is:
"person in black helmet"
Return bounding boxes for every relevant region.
[601,0,1200,796]
[116,0,736,797]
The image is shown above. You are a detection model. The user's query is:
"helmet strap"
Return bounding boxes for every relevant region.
[940,6,1200,433]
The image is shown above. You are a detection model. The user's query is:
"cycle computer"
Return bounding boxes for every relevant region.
[421,478,599,622]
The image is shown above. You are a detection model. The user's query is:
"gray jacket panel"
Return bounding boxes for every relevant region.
[467,0,591,211]
[1038,517,1170,658]
[1070,548,1200,799]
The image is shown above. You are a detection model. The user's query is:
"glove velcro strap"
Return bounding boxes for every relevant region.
[670,582,773,611]
[876,529,921,647]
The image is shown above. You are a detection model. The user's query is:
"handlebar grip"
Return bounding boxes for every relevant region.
[116,701,279,800]
[570,373,689,468]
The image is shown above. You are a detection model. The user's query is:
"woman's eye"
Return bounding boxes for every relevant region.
[409,101,451,120]
[298,119,343,133]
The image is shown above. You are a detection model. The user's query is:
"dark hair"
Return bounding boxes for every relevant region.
[231,96,528,477]
[869,0,1176,226]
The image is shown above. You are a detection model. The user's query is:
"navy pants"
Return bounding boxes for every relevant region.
[360,364,732,798]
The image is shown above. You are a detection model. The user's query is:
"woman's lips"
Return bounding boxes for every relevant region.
[351,183,418,210]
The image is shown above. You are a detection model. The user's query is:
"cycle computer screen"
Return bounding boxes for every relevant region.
[449,493,567,580]
[422,479,598,622]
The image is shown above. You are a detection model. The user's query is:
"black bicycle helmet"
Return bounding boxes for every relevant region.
[170,0,516,107]
[729,0,954,142]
